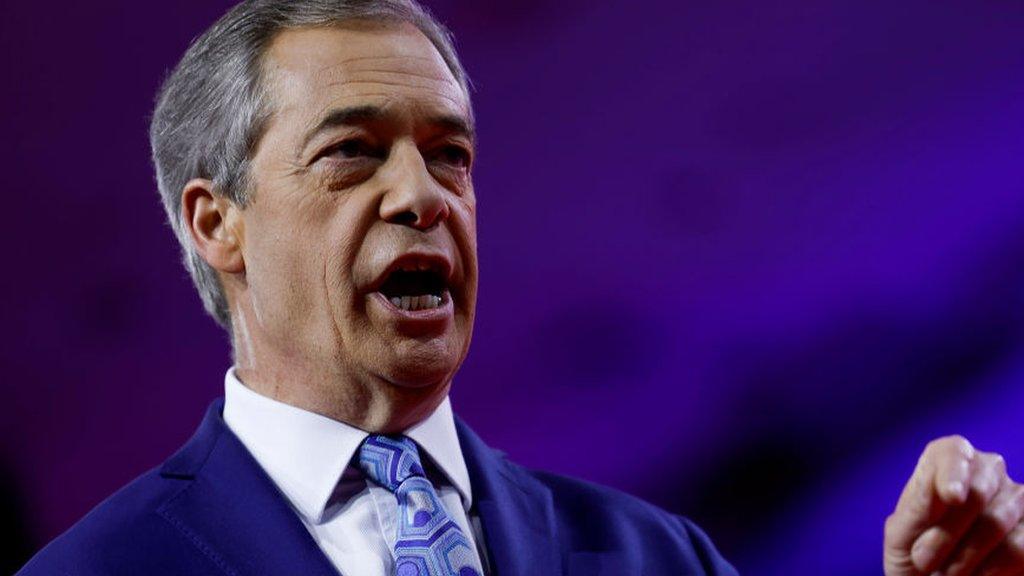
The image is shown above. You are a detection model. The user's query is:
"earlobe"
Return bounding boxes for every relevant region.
[181,178,245,274]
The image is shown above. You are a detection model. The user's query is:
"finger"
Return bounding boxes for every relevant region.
[885,436,975,575]
[911,451,1006,573]
[934,439,978,506]
[943,479,1024,576]
[975,523,1024,576]
[890,436,974,547]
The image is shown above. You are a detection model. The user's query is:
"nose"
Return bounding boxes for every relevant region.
[378,140,450,231]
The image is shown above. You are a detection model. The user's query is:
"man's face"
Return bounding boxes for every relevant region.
[236,22,477,391]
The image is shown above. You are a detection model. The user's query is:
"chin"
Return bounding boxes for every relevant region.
[384,362,454,390]
[379,339,460,390]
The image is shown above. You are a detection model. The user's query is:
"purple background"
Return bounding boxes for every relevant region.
[3,1,1024,574]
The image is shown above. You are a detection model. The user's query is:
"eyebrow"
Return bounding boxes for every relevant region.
[300,105,476,155]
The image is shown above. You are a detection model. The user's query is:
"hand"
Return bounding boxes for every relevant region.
[884,435,1024,575]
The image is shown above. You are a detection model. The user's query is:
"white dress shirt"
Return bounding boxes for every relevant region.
[222,367,489,576]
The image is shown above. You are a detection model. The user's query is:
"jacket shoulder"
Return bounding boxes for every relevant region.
[454,416,738,574]
[528,465,694,535]
[522,466,738,575]
[18,467,217,576]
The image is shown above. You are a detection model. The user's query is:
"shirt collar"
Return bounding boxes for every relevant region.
[222,367,473,524]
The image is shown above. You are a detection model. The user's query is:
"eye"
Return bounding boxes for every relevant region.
[324,138,382,160]
[432,144,471,169]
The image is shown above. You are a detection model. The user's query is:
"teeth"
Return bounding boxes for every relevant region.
[388,294,443,312]
[395,262,437,273]
[398,263,435,272]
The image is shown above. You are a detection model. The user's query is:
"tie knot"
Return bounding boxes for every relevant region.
[358,435,426,492]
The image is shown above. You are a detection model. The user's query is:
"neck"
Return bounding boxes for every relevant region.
[233,362,448,433]
[230,309,448,433]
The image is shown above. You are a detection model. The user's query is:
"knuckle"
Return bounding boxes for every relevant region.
[986,452,1007,473]
[945,433,968,443]
[976,457,1007,493]
[949,434,972,450]
[930,435,974,459]
[978,477,1001,500]
[925,436,947,453]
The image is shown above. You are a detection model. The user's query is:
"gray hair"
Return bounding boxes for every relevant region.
[149,0,471,330]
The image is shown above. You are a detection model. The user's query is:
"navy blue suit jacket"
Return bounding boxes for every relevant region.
[19,399,738,575]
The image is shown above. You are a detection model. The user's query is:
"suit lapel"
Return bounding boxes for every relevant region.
[157,400,339,576]
[159,400,569,576]
[456,418,562,576]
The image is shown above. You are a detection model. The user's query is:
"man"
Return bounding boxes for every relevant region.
[18,1,1024,574]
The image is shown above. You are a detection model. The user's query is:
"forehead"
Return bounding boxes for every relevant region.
[261,22,469,132]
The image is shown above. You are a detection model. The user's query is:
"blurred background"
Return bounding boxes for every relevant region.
[3,1,1023,574]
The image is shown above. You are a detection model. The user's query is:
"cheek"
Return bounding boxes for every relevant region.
[244,214,333,326]
[454,201,479,267]
[251,241,314,321]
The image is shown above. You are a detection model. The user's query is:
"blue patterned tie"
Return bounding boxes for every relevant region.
[358,435,483,576]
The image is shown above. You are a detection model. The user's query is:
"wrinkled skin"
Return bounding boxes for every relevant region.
[885,436,1024,576]
[183,22,477,433]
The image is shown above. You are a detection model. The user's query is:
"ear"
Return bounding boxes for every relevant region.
[181,179,245,274]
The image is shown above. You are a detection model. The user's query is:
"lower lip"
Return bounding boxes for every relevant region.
[370,291,454,326]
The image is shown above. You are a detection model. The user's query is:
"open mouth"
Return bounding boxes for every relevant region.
[376,267,449,312]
